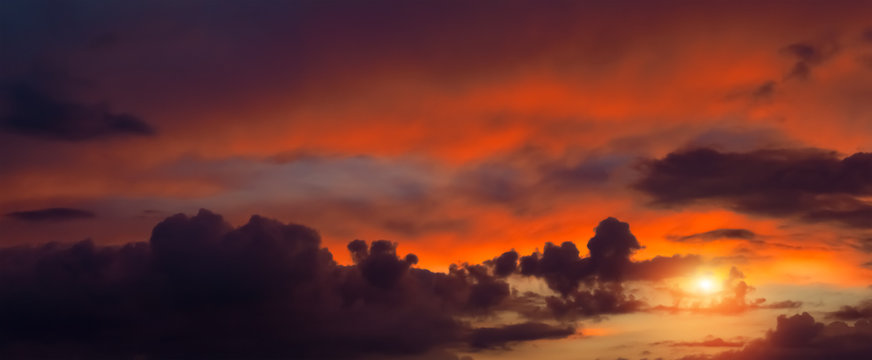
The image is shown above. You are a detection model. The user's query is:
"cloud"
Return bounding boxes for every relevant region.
[672,228,760,243]
[654,337,745,348]
[450,150,633,215]
[0,210,707,358]
[543,284,645,320]
[510,217,699,319]
[780,40,838,80]
[0,83,154,141]
[0,210,493,358]
[751,81,776,100]
[518,218,700,295]
[681,312,872,360]
[4,207,95,222]
[635,147,872,228]
[467,322,574,349]
[828,299,872,321]
[0,209,590,359]
[489,250,520,277]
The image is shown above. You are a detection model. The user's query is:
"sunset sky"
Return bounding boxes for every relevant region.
[3,1,872,359]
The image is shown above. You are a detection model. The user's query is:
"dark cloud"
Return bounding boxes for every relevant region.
[681,312,872,360]
[0,83,154,141]
[490,250,519,277]
[518,218,699,295]
[780,41,838,80]
[4,207,95,222]
[544,284,645,320]
[672,228,759,243]
[511,218,699,319]
[828,299,872,321]
[0,210,705,358]
[0,209,588,359]
[348,239,418,289]
[467,322,574,349]
[635,148,872,228]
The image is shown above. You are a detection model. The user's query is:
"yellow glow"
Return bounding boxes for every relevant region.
[695,276,720,294]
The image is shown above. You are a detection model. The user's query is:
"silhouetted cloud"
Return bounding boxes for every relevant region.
[828,299,872,321]
[468,322,574,349]
[544,284,645,320]
[673,228,759,243]
[636,148,872,228]
[681,312,872,360]
[0,210,707,358]
[0,83,154,141]
[510,217,700,319]
[4,207,95,222]
[0,210,487,358]
[0,210,635,359]
[489,250,520,277]
[518,218,699,295]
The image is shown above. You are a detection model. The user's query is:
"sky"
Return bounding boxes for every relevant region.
[2,0,872,359]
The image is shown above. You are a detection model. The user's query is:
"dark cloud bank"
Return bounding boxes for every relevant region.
[636,147,872,228]
[0,211,699,359]
[681,310,872,360]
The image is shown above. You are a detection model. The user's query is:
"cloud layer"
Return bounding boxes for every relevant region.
[636,148,872,228]
[0,210,705,359]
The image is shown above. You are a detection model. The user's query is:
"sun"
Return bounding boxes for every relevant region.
[695,276,720,294]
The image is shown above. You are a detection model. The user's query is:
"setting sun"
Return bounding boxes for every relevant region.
[695,277,720,294]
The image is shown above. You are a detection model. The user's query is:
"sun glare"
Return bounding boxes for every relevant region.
[695,277,719,294]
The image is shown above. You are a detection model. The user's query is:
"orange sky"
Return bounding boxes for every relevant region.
[3,1,872,359]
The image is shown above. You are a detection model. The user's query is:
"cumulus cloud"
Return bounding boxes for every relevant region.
[518,218,697,295]
[0,210,515,359]
[510,217,700,319]
[0,210,706,358]
[635,147,872,228]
